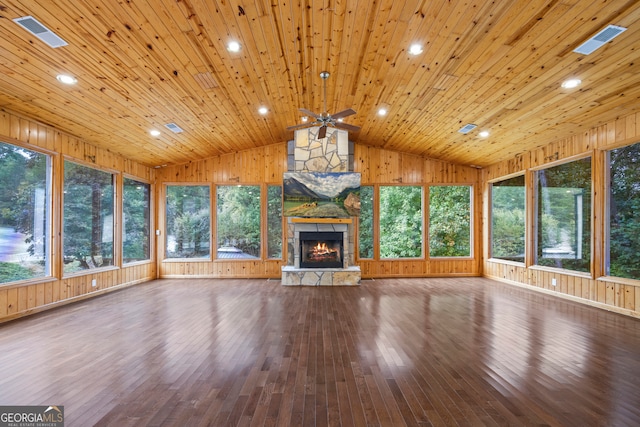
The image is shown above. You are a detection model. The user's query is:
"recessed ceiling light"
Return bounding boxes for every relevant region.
[561,78,582,89]
[227,41,241,52]
[479,130,490,138]
[56,74,77,85]
[150,130,161,137]
[378,108,388,116]
[258,106,268,115]
[409,43,423,55]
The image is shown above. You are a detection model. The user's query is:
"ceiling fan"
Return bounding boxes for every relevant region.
[287,71,360,139]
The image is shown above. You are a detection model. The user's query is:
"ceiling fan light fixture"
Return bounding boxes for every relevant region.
[301,116,308,122]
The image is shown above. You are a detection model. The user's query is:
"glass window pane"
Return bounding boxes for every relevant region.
[491,175,525,262]
[358,186,374,259]
[536,158,591,272]
[123,178,151,263]
[608,143,640,280]
[165,185,210,259]
[217,185,260,259]
[0,142,51,283]
[429,185,472,257]
[380,186,423,259]
[63,161,115,272]
[267,185,282,259]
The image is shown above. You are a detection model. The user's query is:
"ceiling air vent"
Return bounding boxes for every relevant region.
[458,123,477,134]
[164,123,184,133]
[573,25,627,55]
[13,16,68,48]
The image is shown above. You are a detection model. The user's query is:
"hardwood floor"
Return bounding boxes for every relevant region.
[1,277,639,426]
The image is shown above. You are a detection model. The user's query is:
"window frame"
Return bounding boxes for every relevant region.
[0,140,54,286]
[61,158,118,277]
[122,175,153,266]
[163,183,212,261]
[427,184,474,259]
[531,154,593,276]
[488,173,526,264]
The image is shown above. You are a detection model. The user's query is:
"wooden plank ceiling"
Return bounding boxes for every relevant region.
[0,0,639,168]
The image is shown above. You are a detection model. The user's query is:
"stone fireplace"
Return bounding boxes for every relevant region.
[281,127,361,286]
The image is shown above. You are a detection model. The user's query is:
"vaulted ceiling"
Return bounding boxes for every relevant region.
[1,0,639,168]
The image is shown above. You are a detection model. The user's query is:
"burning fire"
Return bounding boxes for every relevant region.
[313,242,333,255]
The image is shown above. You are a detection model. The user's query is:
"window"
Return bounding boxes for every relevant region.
[536,157,591,272]
[267,185,282,259]
[0,142,51,283]
[123,178,151,263]
[607,143,640,280]
[429,185,472,257]
[216,185,260,259]
[358,186,374,259]
[379,186,423,258]
[63,161,115,272]
[490,175,525,262]
[165,185,210,259]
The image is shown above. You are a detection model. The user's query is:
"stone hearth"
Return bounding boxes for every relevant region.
[281,218,361,286]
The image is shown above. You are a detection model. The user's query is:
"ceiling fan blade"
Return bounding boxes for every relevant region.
[335,122,361,133]
[287,123,314,131]
[299,108,320,119]
[317,125,327,139]
[331,108,356,120]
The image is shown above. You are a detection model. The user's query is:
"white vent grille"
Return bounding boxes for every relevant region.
[573,25,627,55]
[458,123,477,134]
[164,123,184,133]
[13,16,68,48]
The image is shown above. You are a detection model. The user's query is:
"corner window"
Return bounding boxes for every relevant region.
[490,175,525,262]
[607,143,640,280]
[429,185,472,257]
[0,142,51,283]
[216,185,261,259]
[123,178,151,263]
[536,157,591,272]
[63,161,115,272]
[380,186,423,259]
[165,185,211,259]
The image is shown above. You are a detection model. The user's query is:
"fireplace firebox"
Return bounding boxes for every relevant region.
[299,232,344,268]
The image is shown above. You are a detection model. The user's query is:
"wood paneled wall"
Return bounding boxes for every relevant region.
[482,112,640,318]
[156,144,481,279]
[0,109,156,323]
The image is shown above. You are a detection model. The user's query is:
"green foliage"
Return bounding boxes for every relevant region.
[123,179,151,262]
[217,186,261,257]
[492,208,525,259]
[380,186,422,258]
[63,161,114,269]
[358,186,374,258]
[490,180,525,261]
[609,143,640,279]
[429,186,471,257]
[166,185,210,258]
[0,262,33,283]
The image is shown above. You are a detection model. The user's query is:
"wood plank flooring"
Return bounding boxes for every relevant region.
[1,277,639,426]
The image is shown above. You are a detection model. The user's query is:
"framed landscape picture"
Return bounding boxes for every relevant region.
[283,172,361,218]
